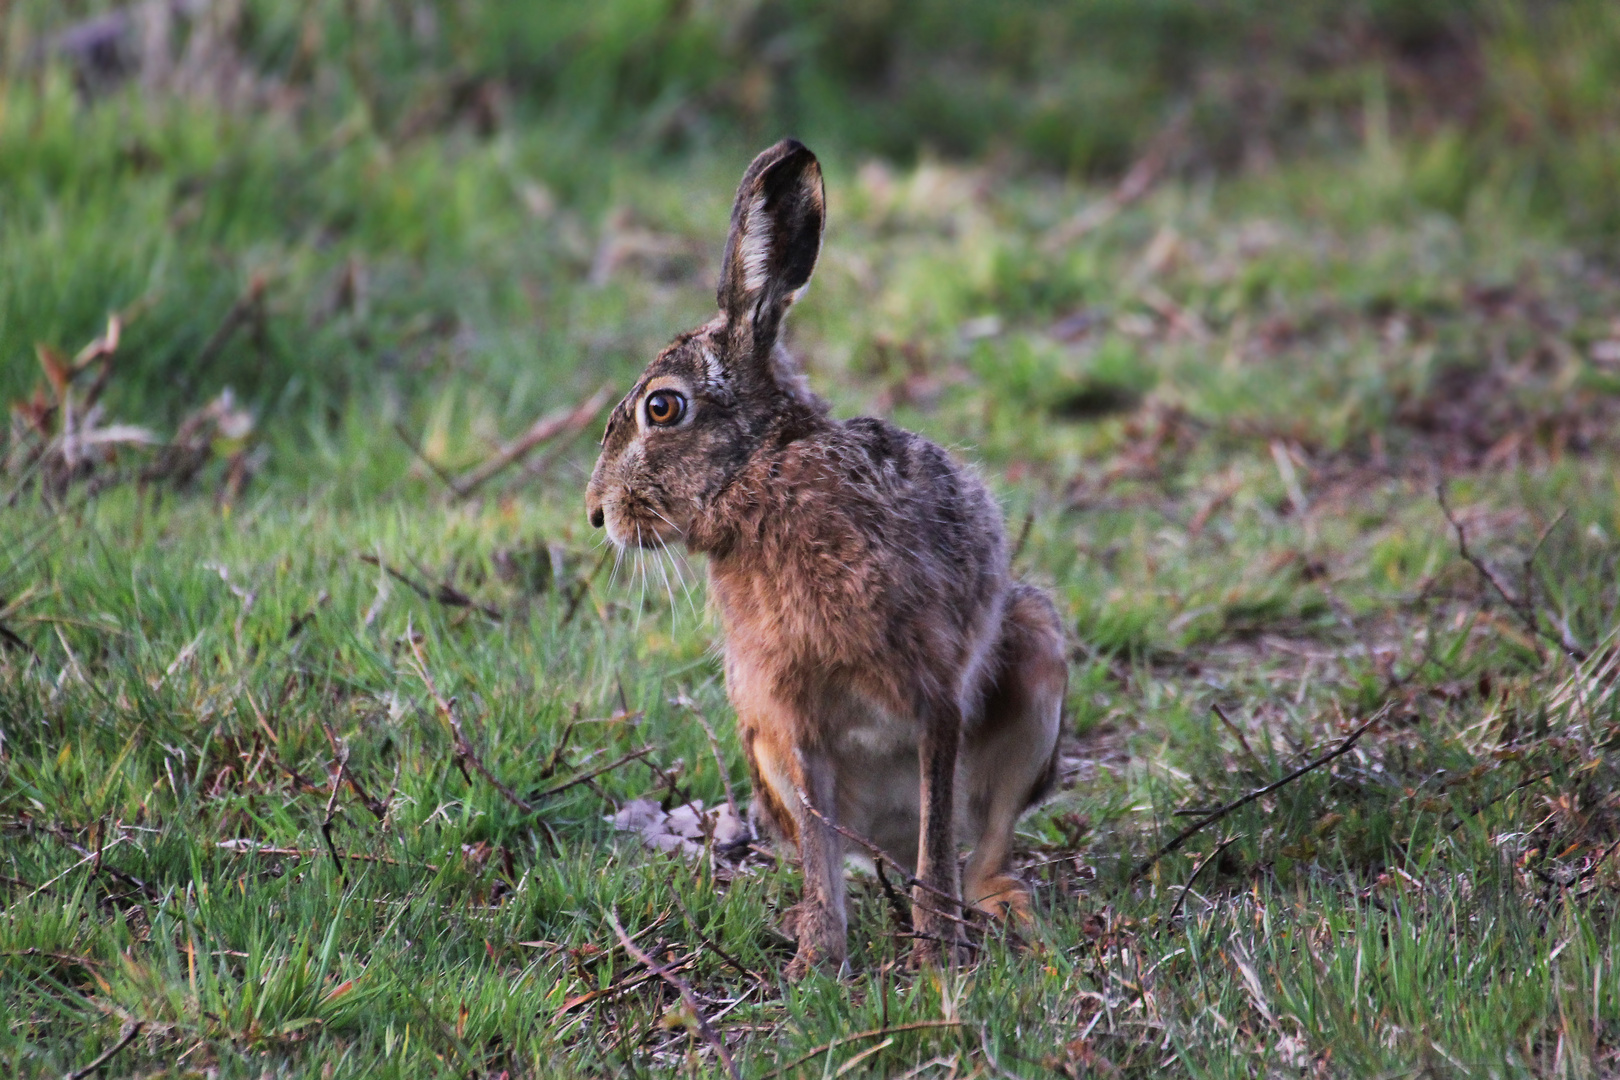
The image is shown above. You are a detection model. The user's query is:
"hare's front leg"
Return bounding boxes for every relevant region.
[912,699,965,967]
[744,725,847,977]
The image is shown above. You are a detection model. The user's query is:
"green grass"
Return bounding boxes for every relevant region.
[6,3,1620,1077]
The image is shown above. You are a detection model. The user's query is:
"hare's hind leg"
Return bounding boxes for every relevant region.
[962,585,1066,921]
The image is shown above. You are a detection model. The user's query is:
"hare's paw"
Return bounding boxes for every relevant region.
[779,900,846,979]
[966,873,1033,924]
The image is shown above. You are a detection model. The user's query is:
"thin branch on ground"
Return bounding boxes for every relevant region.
[607,909,742,1080]
[562,546,612,627]
[1447,769,1557,833]
[214,841,437,870]
[670,890,761,983]
[322,721,388,821]
[528,745,654,802]
[1131,709,1386,883]
[873,859,914,931]
[450,383,614,499]
[793,788,976,925]
[191,274,267,378]
[321,747,346,884]
[359,553,502,621]
[46,827,154,901]
[1210,704,1265,773]
[404,629,535,814]
[677,695,739,821]
[392,421,464,492]
[1044,107,1188,248]
[762,1020,966,1080]
[67,1019,142,1080]
[1438,483,1585,662]
[1167,836,1238,923]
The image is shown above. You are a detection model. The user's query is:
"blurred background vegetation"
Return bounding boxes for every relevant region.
[3,0,1618,429]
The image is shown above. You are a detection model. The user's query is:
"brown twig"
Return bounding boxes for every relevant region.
[1437,484,1585,662]
[67,1019,142,1080]
[321,750,346,884]
[872,859,913,931]
[191,274,267,378]
[322,722,388,821]
[607,910,742,1080]
[214,841,437,871]
[392,421,463,492]
[678,696,739,822]
[1447,768,1556,833]
[359,554,502,621]
[1130,709,1386,883]
[1167,836,1238,923]
[1044,107,1188,249]
[762,1020,966,1079]
[555,956,697,1015]
[562,546,613,627]
[46,827,154,901]
[670,890,760,983]
[528,746,655,801]
[2,948,106,970]
[403,631,535,814]
[793,788,976,925]
[450,384,614,499]
[1211,704,1265,773]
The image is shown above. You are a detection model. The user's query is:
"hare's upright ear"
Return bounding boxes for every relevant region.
[717,139,825,361]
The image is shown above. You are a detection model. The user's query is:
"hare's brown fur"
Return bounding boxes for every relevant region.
[586,140,1065,975]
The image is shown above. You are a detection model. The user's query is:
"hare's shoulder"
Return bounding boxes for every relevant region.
[823,416,962,492]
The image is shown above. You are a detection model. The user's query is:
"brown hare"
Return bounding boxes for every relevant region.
[586,139,1066,975]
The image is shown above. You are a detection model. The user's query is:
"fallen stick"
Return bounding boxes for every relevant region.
[670,890,760,983]
[1167,835,1237,923]
[358,554,502,621]
[192,274,267,377]
[794,789,977,927]
[555,956,697,1015]
[527,745,654,801]
[1043,107,1188,249]
[215,841,437,871]
[322,721,389,821]
[405,630,536,814]
[405,630,649,812]
[67,1019,142,1080]
[607,910,742,1080]
[320,751,346,883]
[561,546,612,627]
[1438,484,1585,662]
[1129,709,1386,883]
[762,1020,965,1079]
[450,384,614,499]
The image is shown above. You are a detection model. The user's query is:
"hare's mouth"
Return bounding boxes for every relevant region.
[604,496,684,550]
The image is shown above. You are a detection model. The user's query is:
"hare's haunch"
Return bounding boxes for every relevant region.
[587,140,1065,975]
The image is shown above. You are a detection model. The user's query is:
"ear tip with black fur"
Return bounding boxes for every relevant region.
[747,138,820,187]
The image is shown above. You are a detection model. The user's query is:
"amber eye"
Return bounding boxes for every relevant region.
[644,390,686,427]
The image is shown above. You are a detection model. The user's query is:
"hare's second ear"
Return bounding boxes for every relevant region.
[717,139,825,357]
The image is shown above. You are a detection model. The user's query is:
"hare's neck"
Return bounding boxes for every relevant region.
[685,409,830,557]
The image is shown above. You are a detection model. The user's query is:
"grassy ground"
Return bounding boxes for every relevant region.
[6,4,1620,1078]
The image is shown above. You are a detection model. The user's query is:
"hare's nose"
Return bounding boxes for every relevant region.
[589,507,605,529]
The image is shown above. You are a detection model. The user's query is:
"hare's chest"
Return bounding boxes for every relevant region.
[707,559,880,666]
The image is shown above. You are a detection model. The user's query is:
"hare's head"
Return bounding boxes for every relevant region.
[586,139,826,550]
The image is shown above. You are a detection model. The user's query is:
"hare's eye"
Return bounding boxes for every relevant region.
[645,391,686,427]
